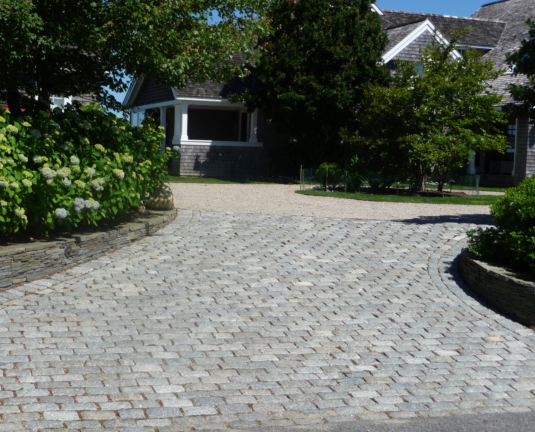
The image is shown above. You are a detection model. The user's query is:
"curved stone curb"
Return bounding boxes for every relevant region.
[459,250,535,328]
[0,209,177,291]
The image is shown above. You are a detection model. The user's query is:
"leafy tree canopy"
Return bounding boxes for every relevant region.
[0,0,269,112]
[238,0,387,165]
[360,39,508,191]
[507,19,535,120]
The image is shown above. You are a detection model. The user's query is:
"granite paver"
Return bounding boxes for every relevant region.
[1,209,534,430]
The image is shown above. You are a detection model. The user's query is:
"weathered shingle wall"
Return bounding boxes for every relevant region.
[134,78,174,106]
[179,145,267,178]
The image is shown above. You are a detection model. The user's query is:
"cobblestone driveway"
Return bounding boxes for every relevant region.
[1,209,534,431]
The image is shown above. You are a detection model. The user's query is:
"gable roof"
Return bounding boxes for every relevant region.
[380,10,505,48]
[383,19,462,63]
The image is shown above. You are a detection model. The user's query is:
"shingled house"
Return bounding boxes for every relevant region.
[124,0,534,184]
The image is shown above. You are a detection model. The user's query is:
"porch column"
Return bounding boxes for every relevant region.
[159,107,167,152]
[172,104,182,144]
[249,109,258,143]
[468,152,476,175]
[180,102,190,142]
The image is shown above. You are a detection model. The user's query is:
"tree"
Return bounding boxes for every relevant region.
[507,19,535,120]
[0,0,269,112]
[360,40,508,192]
[239,0,387,166]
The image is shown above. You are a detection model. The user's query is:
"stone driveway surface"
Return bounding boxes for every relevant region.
[1,207,535,431]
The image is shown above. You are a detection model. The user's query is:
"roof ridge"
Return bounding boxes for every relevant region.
[382,9,506,24]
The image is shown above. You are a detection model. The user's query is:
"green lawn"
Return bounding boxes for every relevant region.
[297,190,501,205]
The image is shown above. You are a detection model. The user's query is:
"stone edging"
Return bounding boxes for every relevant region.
[0,209,177,291]
[459,249,535,327]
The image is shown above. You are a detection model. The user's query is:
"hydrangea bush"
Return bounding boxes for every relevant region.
[0,103,172,236]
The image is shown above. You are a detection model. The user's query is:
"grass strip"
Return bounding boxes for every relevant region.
[297,190,501,205]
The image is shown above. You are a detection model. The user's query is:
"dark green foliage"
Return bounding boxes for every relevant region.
[0,0,269,111]
[240,0,387,165]
[468,176,535,277]
[343,156,364,193]
[316,162,343,190]
[506,19,535,120]
[360,40,508,191]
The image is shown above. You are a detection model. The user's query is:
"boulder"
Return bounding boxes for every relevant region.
[146,184,175,210]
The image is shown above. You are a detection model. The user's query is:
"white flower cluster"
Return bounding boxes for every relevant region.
[73,197,85,212]
[22,179,32,188]
[91,178,106,191]
[33,155,44,163]
[123,154,134,164]
[18,154,28,163]
[6,125,18,134]
[62,179,72,187]
[85,198,100,210]
[70,155,80,165]
[113,169,125,180]
[55,208,68,219]
[14,207,27,222]
[56,167,71,178]
[84,167,96,177]
[0,178,8,188]
[41,167,56,179]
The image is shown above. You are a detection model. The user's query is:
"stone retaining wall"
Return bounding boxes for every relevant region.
[0,210,177,291]
[459,250,535,327]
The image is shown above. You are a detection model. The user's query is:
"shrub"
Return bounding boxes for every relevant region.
[0,103,172,236]
[343,156,363,193]
[468,175,535,276]
[316,162,343,190]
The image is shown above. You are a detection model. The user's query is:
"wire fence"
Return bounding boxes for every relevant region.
[298,166,481,195]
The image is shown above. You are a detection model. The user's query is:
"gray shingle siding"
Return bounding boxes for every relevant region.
[392,31,435,62]
[179,145,267,177]
[134,77,174,106]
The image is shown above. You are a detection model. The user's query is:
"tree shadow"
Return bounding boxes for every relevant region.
[397,213,494,225]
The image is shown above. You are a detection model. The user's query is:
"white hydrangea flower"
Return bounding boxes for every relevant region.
[54,208,68,219]
[84,167,96,177]
[73,197,85,212]
[113,169,125,180]
[0,178,9,188]
[91,178,106,191]
[70,155,80,165]
[18,154,28,163]
[22,179,32,188]
[85,198,100,210]
[56,167,71,178]
[41,167,56,179]
[62,179,72,187]
[14,207,25,218]
[33,155,44,163]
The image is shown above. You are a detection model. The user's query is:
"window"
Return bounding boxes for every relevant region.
[188,107,244,142]
[506,123,516,151]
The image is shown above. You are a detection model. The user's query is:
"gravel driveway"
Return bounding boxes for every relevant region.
[169,183,493,224]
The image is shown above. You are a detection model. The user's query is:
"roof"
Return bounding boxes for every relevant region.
[471,0,533,69]
[380,10,506,48]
